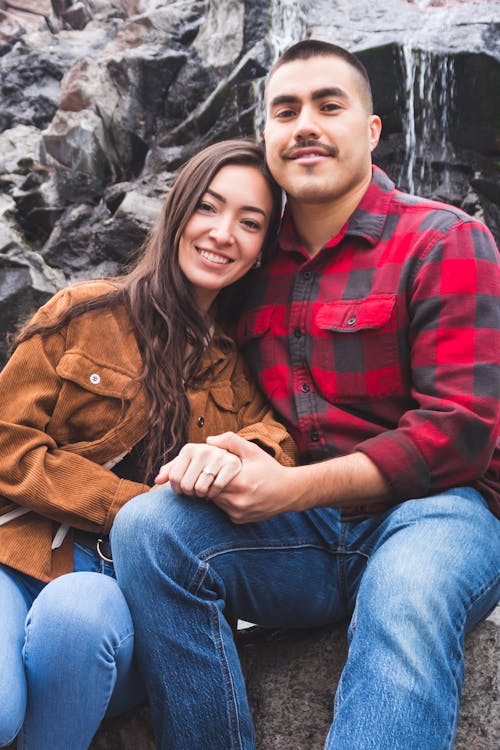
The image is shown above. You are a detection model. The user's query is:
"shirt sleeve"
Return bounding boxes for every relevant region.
[356,217,500,501]
[0,329,148,534]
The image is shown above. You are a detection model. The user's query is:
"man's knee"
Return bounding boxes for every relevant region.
[355,490,500,629]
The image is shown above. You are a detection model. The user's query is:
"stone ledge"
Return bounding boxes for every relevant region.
[87,607,499,749]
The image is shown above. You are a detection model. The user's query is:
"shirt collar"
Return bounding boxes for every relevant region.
[278,165,395,255]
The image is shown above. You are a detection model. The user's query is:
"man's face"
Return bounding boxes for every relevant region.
[263,55,381,206]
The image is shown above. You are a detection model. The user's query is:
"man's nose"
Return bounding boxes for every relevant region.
[293,106,321,141]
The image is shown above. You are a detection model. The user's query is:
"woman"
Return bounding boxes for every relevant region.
[0,139,295,749]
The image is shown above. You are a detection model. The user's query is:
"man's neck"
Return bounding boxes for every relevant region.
[288,176,371,257]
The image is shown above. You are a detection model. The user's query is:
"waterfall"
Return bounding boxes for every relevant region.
[268,0,307,61]
[252,0,307,138]
[399,47,456,196]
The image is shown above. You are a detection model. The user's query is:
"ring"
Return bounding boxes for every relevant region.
[202,466,216,477]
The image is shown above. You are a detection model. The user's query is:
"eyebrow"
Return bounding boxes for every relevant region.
[269,86,349,108]
[206,188,268,217]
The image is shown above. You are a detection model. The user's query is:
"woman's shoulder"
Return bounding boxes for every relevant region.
[35,279,122,322]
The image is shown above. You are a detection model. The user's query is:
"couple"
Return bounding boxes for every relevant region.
[1,40,499,750]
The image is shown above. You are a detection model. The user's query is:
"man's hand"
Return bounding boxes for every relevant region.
[155,443,242,498]
[207,433,392,524]
[204,432,304,524]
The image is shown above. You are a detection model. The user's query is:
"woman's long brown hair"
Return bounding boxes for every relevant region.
[10,139,283,480]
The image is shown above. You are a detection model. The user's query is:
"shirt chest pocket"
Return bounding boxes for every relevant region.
[311,295,403,403]
[49,352,138,445]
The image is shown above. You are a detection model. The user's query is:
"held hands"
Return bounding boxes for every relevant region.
[156,432,303,524]
[155,442,243,498]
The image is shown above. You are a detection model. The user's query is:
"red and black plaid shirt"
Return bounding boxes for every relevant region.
[237,166,500,518]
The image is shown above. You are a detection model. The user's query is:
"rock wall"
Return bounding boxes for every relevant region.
[0,0,499,362]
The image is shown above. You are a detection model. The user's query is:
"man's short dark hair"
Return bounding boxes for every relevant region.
[268,39,373,114]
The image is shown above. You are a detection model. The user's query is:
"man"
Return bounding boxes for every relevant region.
[111,41,500,750]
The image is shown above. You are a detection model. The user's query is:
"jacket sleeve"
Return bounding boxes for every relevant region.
[231,355,297,467]
[356,217,500,500]
[0,327,148,535]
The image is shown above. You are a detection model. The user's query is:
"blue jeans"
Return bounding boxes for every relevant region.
[111,486,500,750]
[0,544,145,749]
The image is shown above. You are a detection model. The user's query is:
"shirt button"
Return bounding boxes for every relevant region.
[89,373,100,385]
[347,316,357,326]
[301,383,310,393]
[197,416,205,427]
[310,430,320,442]
[294,327,302,338]
[303,271,312,280]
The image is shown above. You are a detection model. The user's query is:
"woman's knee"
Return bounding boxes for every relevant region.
[0,673,25,747]
[26,572,132,648]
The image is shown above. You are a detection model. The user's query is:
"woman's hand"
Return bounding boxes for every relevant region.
[155,443,242,497]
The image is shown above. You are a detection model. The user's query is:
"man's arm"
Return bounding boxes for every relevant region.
[205,432,390,523]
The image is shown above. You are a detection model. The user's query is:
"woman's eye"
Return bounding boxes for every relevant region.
[242,219,261,231]
[197,200,215,213]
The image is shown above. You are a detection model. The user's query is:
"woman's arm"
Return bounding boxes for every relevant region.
[0,326,148,534]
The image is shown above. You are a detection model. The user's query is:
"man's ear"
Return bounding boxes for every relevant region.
[368,115,382,152]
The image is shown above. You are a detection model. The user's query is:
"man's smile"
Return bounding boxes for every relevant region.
[283,141,338,161]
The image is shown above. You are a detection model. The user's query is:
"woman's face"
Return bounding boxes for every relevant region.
[178,164,274,313]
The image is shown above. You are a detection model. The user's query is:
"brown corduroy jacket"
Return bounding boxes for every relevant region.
[0,280,296,582]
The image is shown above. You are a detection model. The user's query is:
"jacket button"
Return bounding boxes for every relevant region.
[301,383,310,393]
[89,373,101,384]
[197,416,205,427]
[347,316,357,326]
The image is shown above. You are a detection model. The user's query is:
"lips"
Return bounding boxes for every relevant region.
[197,248,233,265]
[284,141,338,160]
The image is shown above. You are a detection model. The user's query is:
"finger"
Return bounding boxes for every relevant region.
[207,432,261,460]
[206,458,242,499]
[168,455,194,495]
[155,464,171,484]
[193,468,217,497]
[178,460,220,496]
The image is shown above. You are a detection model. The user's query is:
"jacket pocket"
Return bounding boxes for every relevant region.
[49,351,139,444]
[311,295,403,403]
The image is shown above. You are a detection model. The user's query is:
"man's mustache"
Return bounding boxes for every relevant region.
[282,140,338,159]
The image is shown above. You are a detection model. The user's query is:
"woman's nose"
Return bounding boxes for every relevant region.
[208,219,234,245]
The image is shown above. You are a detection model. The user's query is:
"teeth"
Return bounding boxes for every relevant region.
[199,249,231,265]
[297,152,324,159]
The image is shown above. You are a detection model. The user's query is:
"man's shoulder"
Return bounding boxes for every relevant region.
[389,189,480,234]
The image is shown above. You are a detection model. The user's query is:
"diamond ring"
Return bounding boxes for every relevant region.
[202,466,216,477]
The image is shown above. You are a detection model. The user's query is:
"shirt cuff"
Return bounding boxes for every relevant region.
[355,431,432,502]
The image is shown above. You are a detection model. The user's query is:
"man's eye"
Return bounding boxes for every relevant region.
[322,102,341,112]
[275,108,296,119]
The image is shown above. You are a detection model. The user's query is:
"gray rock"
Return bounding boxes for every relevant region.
[82,609,499,749]
[0,245,65,363]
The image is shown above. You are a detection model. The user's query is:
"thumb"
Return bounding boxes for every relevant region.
[206,431,260,460]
